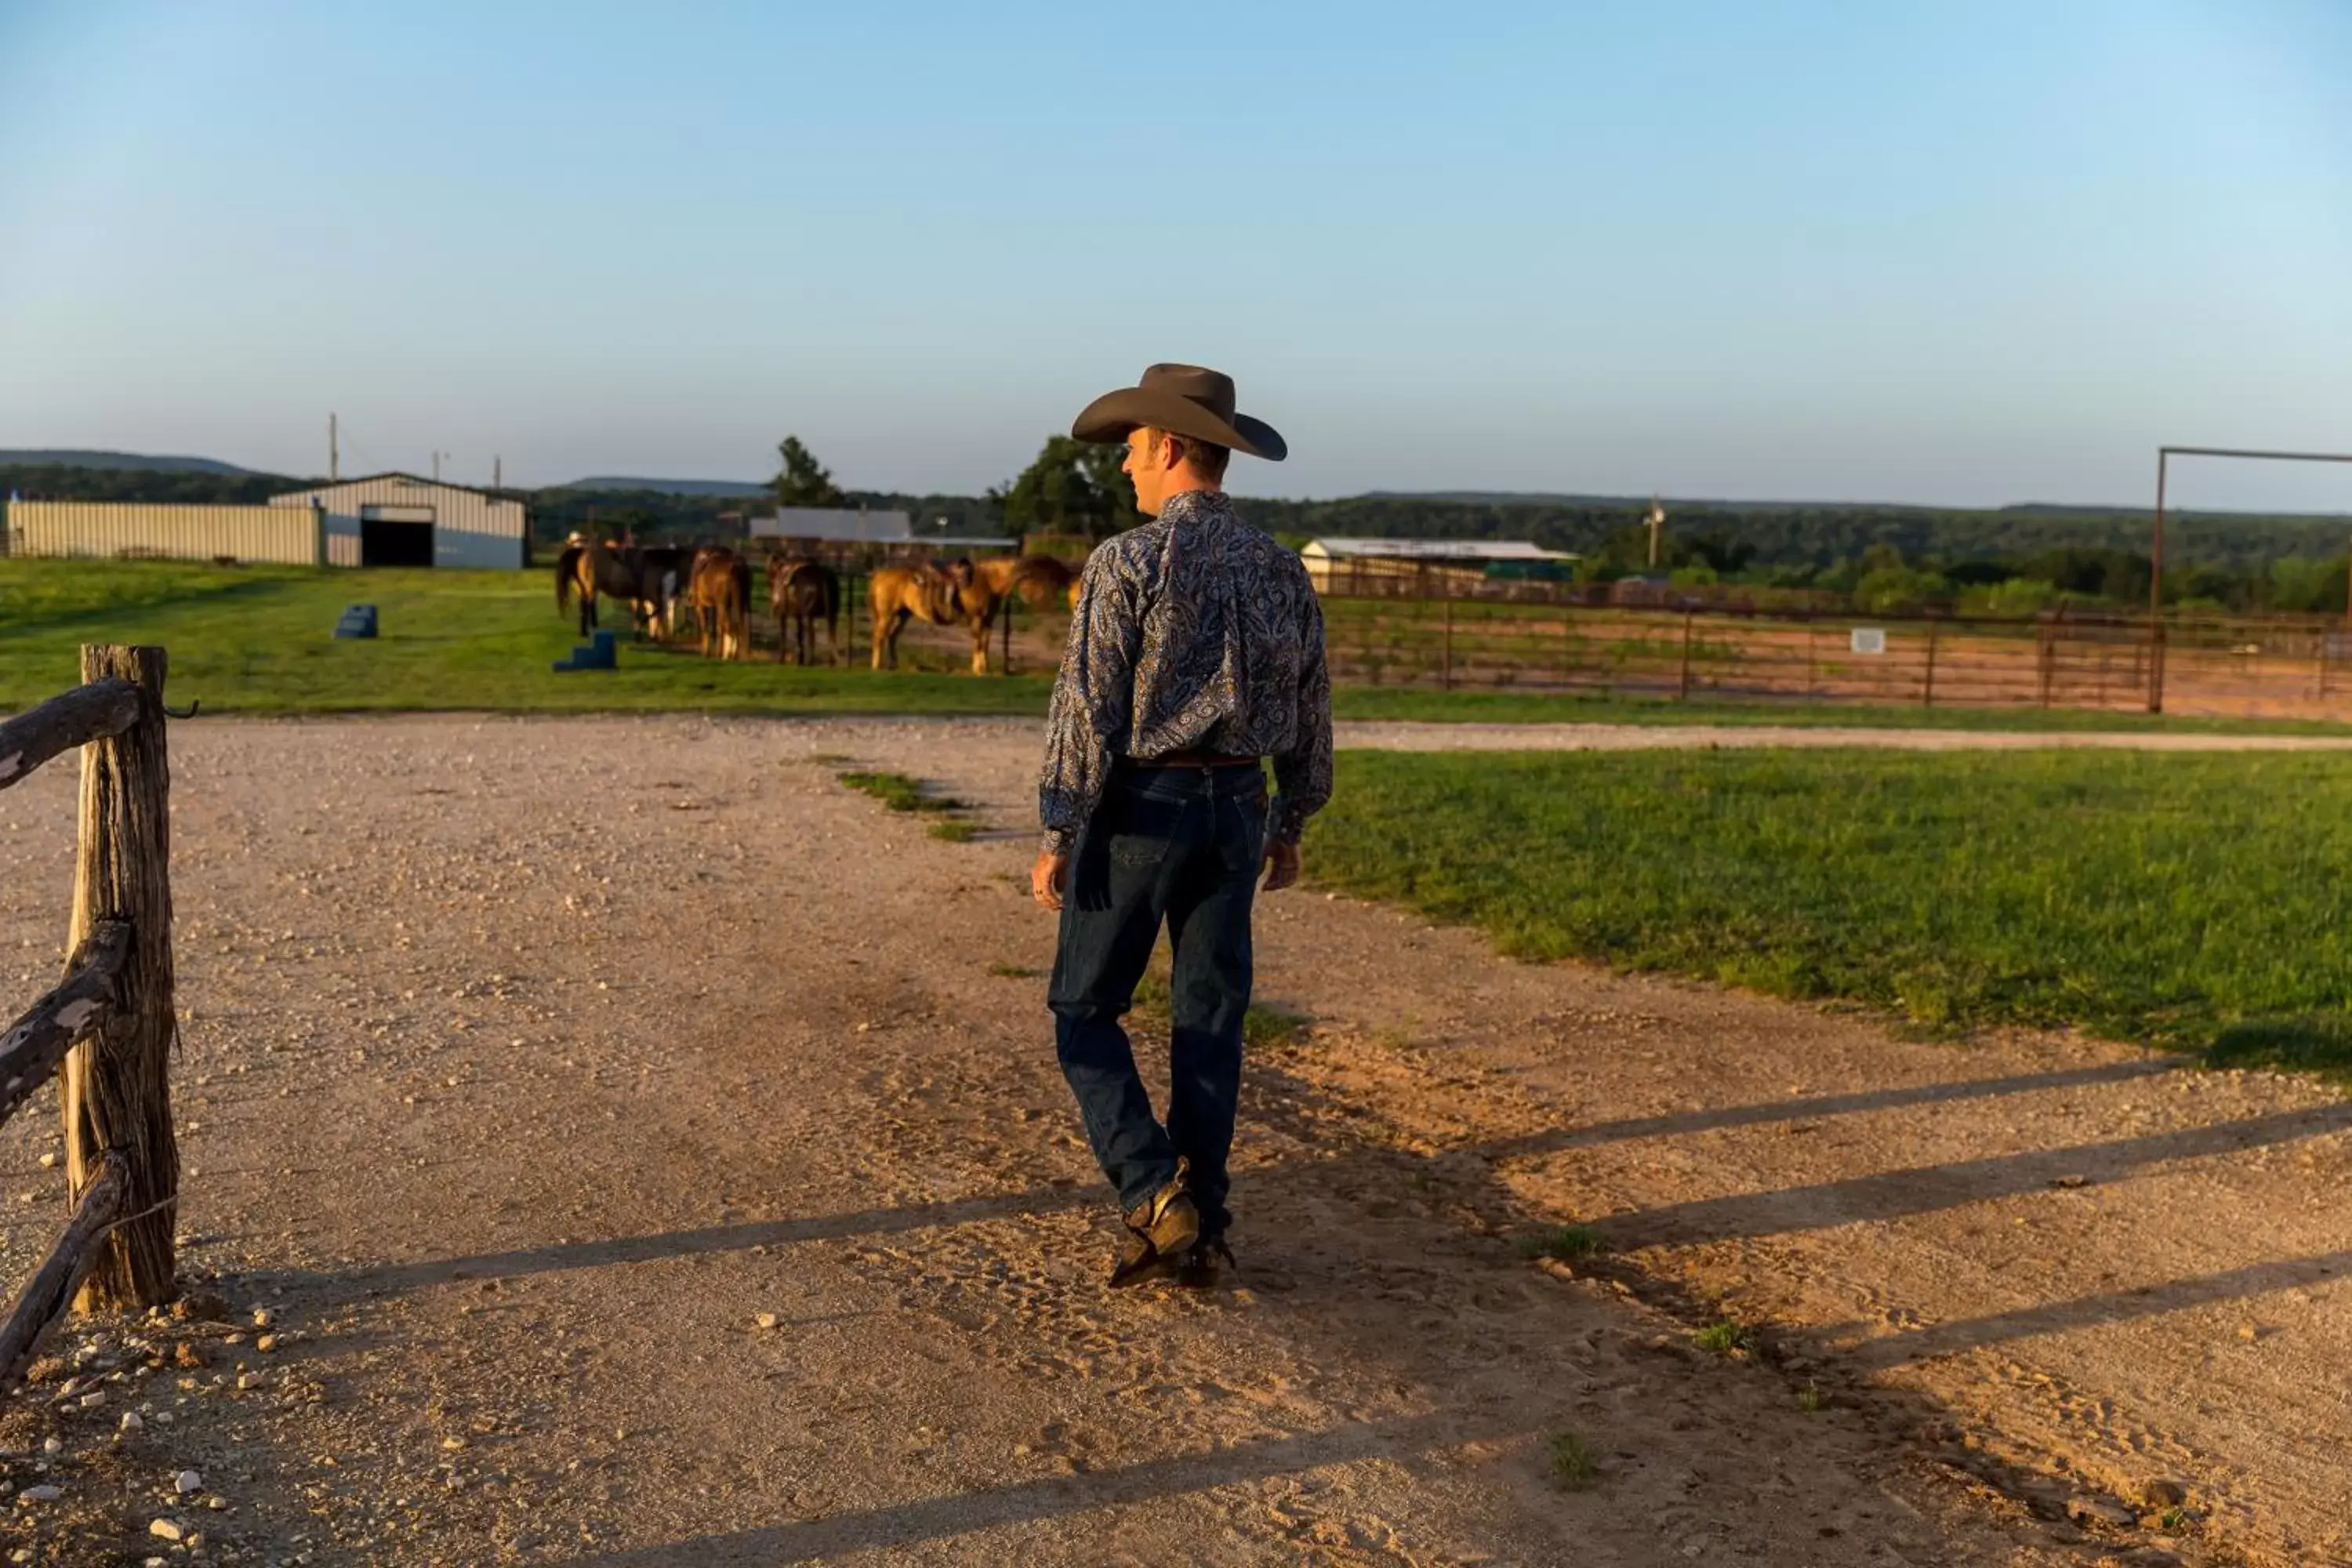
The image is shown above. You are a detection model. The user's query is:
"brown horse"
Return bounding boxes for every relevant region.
[768,554,841,666]
[975,553,1077,606]
[868,554,1077,673]
[556,540,670,639]
[688,547,753,660]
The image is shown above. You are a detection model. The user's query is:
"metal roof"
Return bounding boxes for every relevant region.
[270,472,513,504]
[1301,537,1578,561]
[750,510,1012,550]
[749,507,916,541]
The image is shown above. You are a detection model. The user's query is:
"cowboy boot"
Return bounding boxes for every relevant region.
[1109,1158,1200,1287]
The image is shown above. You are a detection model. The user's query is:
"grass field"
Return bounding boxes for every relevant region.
[1307,749,2352,1079]
[2,559,2346,731]
[0,561,1052,716]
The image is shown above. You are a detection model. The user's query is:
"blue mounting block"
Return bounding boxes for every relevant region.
[332,604,379,640]
[553,629,619,672]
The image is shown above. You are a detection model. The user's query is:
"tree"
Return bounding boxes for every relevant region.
[994,436,1137,541]
[772,436,848,509]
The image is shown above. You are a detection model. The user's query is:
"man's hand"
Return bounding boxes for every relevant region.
[1261,837,1301,893]
[1032,849,1070,911]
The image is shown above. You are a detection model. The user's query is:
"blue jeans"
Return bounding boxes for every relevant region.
[1050,764,1268,1241]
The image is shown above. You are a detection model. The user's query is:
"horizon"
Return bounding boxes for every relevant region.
[3,2,2348,514]
[17,445,2352,521]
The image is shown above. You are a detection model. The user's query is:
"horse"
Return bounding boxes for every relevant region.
[556,541,669,639]
[868,554,1078,673]
[688,547,753,660]
[768,554,840,666]
[637,544,695,638]
[974,553,1077,607]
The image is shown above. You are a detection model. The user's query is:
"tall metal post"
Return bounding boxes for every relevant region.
[2148,449,2168,713]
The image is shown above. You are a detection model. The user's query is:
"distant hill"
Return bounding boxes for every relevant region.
[553,476,771,498]
[1362,490,1921,513]
[1368,489,2350,521]
[0,449,265,477]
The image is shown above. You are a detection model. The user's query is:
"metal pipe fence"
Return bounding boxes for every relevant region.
[655,550,2352,720]
[1313,593,2352,719]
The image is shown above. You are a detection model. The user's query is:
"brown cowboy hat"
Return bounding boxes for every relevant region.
[1070,363,1287,462]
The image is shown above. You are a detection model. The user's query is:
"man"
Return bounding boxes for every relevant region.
[1033,364,1333,1288]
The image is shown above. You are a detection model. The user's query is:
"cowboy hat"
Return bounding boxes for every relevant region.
[1070,364,1287,462]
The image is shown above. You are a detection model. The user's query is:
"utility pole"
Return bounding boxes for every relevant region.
[493,455,503,492]
[328,413,339,482]
[1646,495,1666,570]
[432,451,448,483]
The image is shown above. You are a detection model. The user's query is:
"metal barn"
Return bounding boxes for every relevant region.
[269,473,528,568]
[5,501,326,565]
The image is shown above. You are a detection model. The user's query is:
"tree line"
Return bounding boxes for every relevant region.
[8,442,2348,615]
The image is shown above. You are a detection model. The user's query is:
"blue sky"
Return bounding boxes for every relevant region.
[2,1,2347,509]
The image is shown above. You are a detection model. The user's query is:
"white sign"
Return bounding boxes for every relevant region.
[1850,627,1887,655]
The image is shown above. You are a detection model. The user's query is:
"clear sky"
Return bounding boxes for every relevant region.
[2,1,2347,510]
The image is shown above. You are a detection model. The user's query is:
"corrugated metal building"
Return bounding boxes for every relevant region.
[1301,537,1578,593]
[5,501,327,565]
[269,473,527,568]
[749,507,1011,554]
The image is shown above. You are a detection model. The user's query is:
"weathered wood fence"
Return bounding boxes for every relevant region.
[0,645,179,1392]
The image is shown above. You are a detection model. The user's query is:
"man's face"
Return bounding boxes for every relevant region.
[1122,427,1171,517]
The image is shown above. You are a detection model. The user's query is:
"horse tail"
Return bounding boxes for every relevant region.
[556,546,579,615]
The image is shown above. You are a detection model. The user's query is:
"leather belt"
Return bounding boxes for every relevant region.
[1123,750,1262,770]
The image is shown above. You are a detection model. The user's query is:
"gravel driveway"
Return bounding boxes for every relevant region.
[0,714,2338,1566]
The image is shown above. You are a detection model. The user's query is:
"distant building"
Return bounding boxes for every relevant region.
[269,473,527,568]
[6,500,325,566]
[1300,537,1578,593]
[5,470,525,568]
[749,506,1011,555]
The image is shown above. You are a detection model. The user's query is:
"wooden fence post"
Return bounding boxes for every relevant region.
[1440,590,1454,691]
[60,645,176,1311]
[1678,610,1695,701]
[1922,615,1941,708]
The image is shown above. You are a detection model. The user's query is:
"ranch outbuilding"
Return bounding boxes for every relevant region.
[270,473,528,568]
[1301,537,1579,593]
[5,473,528,569]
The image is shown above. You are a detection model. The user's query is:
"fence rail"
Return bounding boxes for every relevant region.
[0,646,178,1396]
[619,551,2352,720]
[1312,593,2352,720]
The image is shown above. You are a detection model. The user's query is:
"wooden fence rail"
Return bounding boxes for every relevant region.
[0,677,140,791]
[0,924,129,1127]
[0,645,178,1396]
[0,1153,127,1391]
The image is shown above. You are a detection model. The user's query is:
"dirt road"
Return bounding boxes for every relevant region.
[0,716,2341,1566]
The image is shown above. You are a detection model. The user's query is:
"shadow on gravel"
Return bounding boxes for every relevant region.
[307,1184,1102,1301]
[249,1039,2347,1564]
[558,1407,1498,1566]
[1591,1101,2352,1250]
[305,1058,2329,1316]
[1484,1057,2183,1156]
[1841,1247,2352,1370]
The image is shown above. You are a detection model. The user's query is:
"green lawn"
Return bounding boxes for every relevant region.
[0,561,1053,716]
[1308,749,2352,1079]
[0,559,2343,732]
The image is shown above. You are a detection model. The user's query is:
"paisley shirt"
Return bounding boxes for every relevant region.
[1040,490,1334,854]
